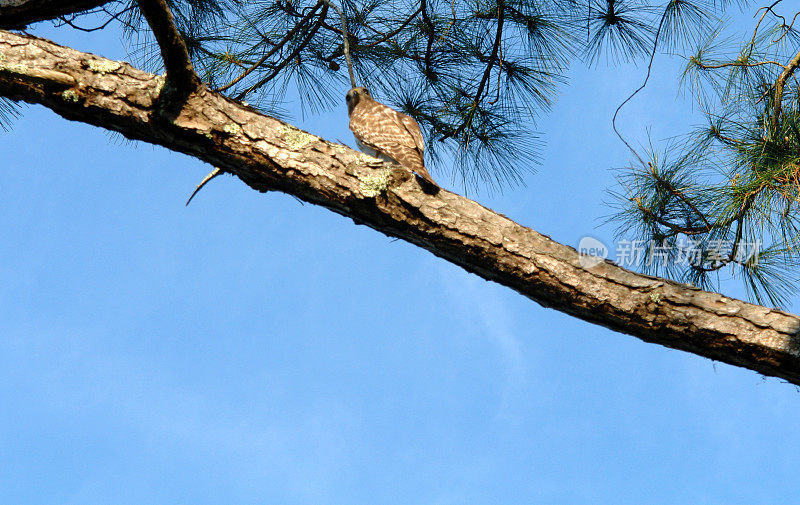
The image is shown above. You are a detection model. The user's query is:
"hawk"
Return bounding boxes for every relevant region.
[346,87,437,186]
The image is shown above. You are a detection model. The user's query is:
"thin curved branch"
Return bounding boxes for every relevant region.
[440,0,505,141]
[234,3,329,100]
[420,0,436,77]
[693,60,785,70]
[747,0,786,57]
[649,164,713,231]
[321,0,356,88]
[216,0,324,93]
[612,8,669,166]
[774,12,799,44]
[471,0,505,105]
[365,6,422,47]
[55,4,134,33]
[772,48,800,133]
[0,0,114,28]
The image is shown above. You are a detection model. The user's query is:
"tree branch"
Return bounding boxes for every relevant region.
[320,0,355,88]
[419,0,436,78]
[365,6,422,48]
[440,0,505,141]
[472,0,504,103]
[55,3,134,33]
[135,0,200,92]
[612,5,669,166]
[234,3,328,101]
[2,30,800,386]
[0,0,113,28]
[772,48,800,134]
[216,0,324,93]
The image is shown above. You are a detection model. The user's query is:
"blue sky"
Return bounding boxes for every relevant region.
[2,8,800,504]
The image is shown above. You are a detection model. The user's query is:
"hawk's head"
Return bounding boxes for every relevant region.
[345,87,372,115]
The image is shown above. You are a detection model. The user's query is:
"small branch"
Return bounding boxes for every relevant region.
[689,217,748,273]
[771,48,800,134]
[435,0,457,46]
[612,7,669,166]
[234,4,329,100]
[420,0,436,77]
[186,167,223,206]
[0,0,113,28]
[649,165,713,231]
[762,1,788,29]
[55,4,134,32]
[692,59,784,70]
[321,0,356,88]
[472,0,504,105]
[136,0,201,92]
[216,0,324,93]
[774,12,799,43]
[365,6,421,47]
[440,0,504,141]
[634,203,709,236]
[196,46,252,71]
[747,0,785,57]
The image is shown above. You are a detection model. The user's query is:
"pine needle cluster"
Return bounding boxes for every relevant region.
[611,0,800,306]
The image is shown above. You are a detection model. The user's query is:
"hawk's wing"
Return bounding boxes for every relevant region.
[397,111,425,153]
[350,99,437,186]
[350,100,418,153]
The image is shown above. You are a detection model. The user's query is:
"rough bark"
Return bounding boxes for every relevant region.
[1,30,800,385]
[0,0,114,29]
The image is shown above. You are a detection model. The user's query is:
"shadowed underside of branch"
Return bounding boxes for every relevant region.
[1,30,799,385]
[0,0,114,28]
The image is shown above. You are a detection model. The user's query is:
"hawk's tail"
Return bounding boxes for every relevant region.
[414,164,438,187]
